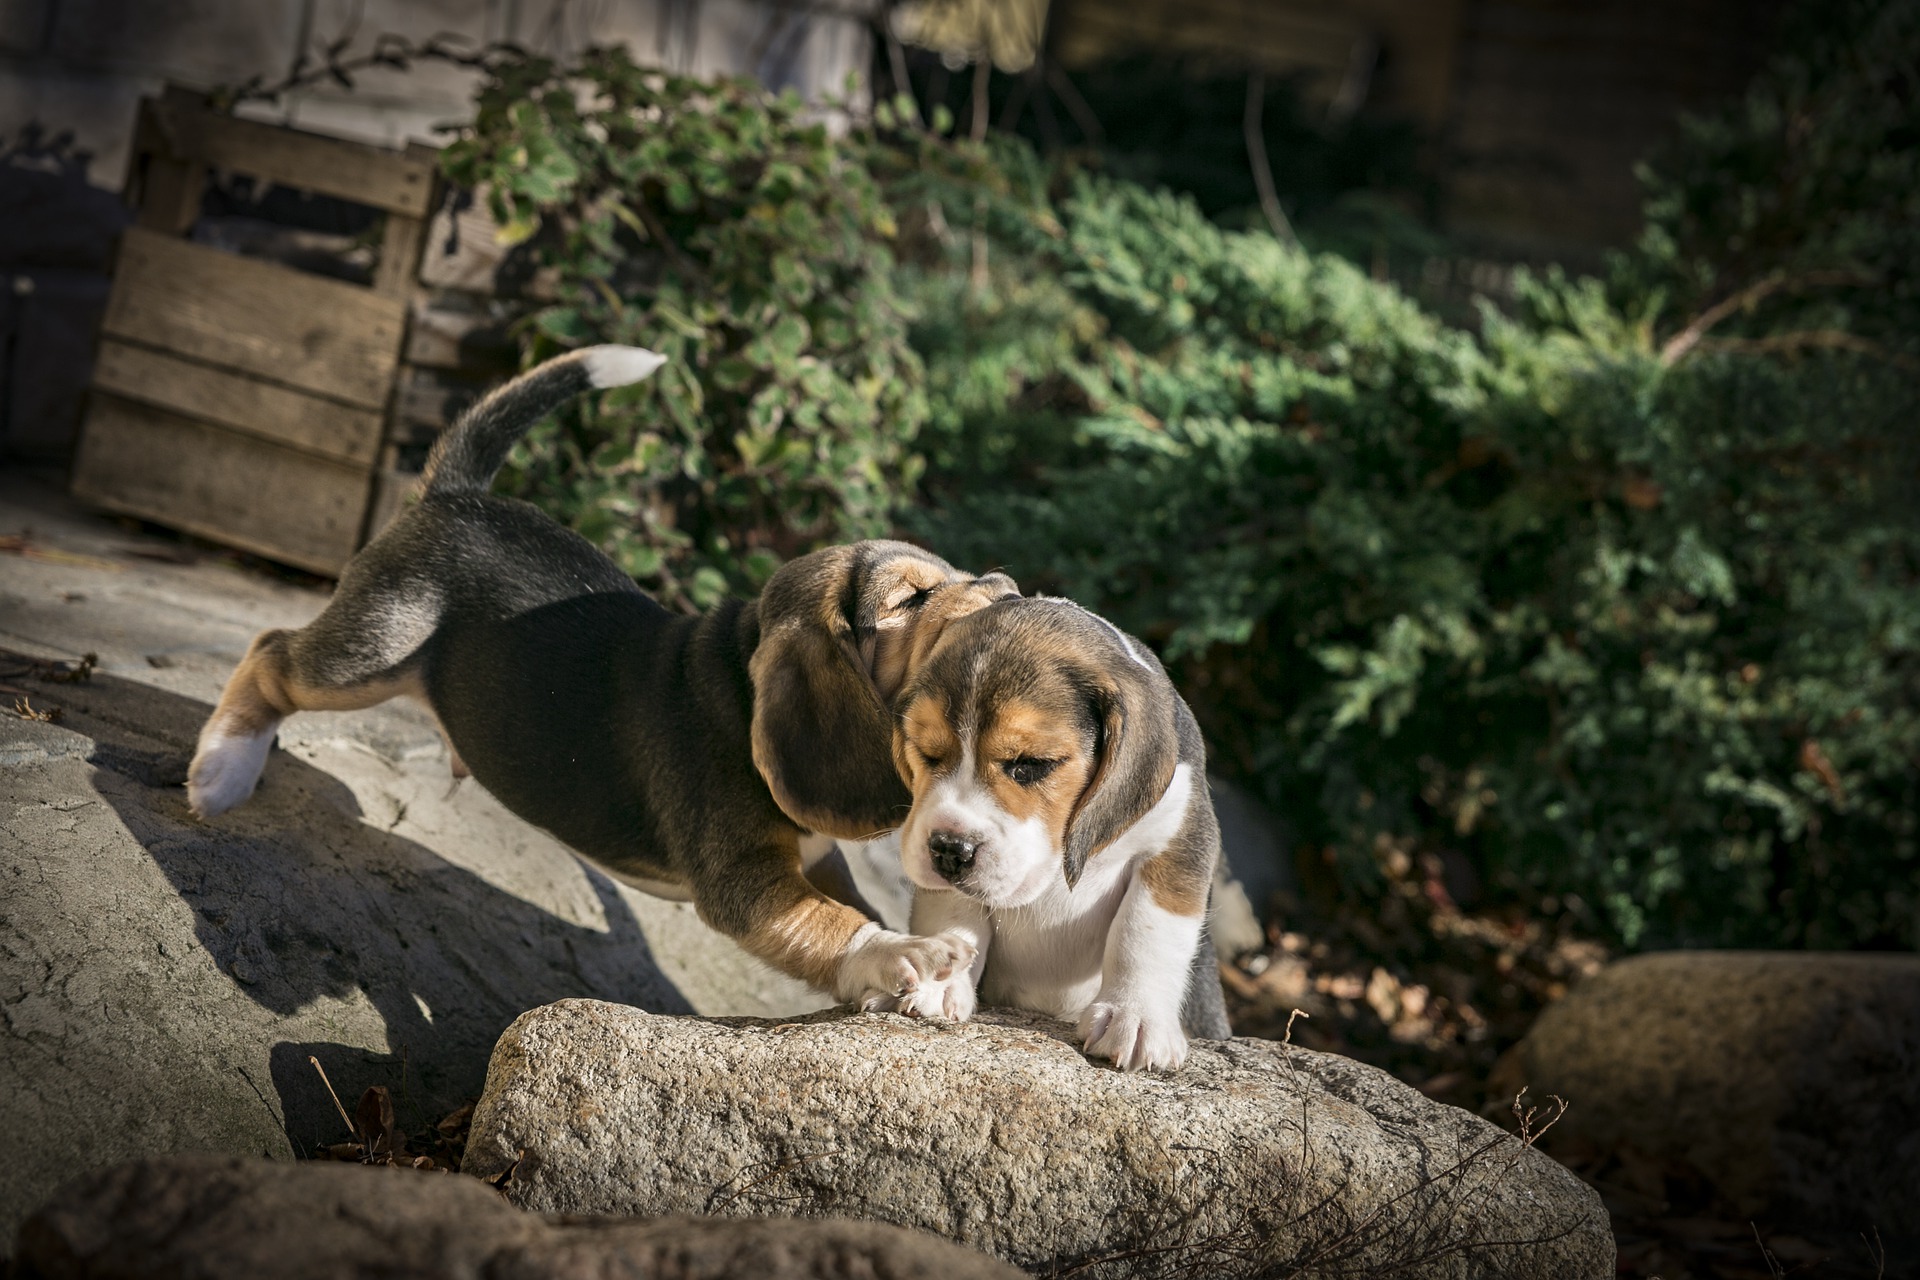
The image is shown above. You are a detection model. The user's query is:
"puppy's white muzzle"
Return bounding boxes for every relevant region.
[902,773,1060,909]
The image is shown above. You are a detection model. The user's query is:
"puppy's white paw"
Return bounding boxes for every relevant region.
[1079,1001,1188,1072]
[187,726,276,819]
[838,928,976,1012]
[880,963,978,1021]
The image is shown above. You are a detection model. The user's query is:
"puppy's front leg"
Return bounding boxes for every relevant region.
[1079,867,1205,1071]
[697,846,974,1012]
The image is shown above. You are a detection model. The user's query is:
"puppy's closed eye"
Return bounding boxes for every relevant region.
[885,585,936,612]
[1002,756,1060,786]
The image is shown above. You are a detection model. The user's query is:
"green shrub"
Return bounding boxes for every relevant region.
[902,160,1920,951]
[440,47,924,608]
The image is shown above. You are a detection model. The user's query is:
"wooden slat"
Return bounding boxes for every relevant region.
[362,466,421,545]
[91,339,383,467]
[72,394,369,576]
[102,228,405,409]
[373,211,427,298]
[130,101,206,235]
[155,89,436,217]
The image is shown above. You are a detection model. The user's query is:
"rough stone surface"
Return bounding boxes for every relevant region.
[12,1154,1022,1279]
[0,472,829,1241]
[465,1000,1614,1279]
[1495,949,1920,1234]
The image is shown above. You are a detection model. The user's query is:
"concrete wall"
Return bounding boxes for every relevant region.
[0,0,874,461]
[2,0,873,186]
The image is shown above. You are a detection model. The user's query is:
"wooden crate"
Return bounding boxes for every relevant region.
[71,87,439,576]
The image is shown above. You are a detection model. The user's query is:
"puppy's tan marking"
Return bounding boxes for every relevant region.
[714,832,873,991]
[895,576,1020,693]
[1138,845,1211,916]
[868,557,956,701]
[976,698,1092,831]
[210,629,425,727]
[895,693,961,783]
[191,628,427,817]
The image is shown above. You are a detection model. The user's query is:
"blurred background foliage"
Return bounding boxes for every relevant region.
[441,0,1918,953]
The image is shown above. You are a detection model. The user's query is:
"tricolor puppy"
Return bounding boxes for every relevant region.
[891,596,1231,1071]
[187,345,1015,1010]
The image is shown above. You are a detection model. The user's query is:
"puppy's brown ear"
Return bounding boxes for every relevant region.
[751,546,910,839]
[1063,674,1179,885]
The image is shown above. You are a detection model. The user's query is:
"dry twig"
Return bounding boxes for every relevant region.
[1657,270,1877,365]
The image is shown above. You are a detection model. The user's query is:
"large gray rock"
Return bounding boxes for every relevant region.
[13,1154,1022,1279]
[0,473,828,1240]
[464,1000,1614,1279]
[1495,949,1920,1234]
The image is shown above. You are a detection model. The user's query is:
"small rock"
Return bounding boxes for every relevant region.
[1209,773,1295,949]
[12,1154,1022,1280]
[1495,950,1920,1233]
[465,1000,1613,1279]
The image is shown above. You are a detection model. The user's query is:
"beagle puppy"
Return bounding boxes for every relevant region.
[889,596,1231,1071]
[188,345,1014,1010]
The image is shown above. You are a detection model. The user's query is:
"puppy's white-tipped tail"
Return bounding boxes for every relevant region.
[583,344,669,388]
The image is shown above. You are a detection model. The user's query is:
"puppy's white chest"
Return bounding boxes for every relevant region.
[977,853,1131,1018]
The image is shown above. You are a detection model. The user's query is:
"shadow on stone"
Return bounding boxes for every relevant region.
[39,658,693,1152]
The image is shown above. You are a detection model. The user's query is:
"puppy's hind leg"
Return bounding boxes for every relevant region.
[188,627,422,819]
[189,630,295,818]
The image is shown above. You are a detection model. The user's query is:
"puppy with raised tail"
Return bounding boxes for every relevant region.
[188,345,1014,1011]
[889,596,1231,1070]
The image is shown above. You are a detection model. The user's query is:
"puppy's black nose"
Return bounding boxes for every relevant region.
[927,830,979,881]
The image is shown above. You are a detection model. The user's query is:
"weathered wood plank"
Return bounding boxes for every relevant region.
[156,90,436,217]
[131,101,206,235]
[373,211,427,299]
[72,394,369,576]
[102,228,405,409]
[362,466,421,545]
[91,339,383,467]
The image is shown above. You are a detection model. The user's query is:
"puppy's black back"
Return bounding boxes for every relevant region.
[381,491,770,882]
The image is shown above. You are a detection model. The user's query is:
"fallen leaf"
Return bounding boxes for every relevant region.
[353,1085,404,1160]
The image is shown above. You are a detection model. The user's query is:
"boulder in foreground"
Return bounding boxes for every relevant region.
[12,1154,1021,1279]
[465,1001,1613,1279]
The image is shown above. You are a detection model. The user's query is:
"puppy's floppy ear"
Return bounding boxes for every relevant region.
[751,546,910,839]
[1062,673,1179,885]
